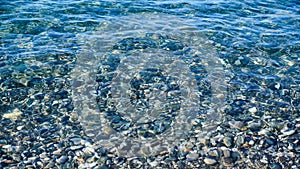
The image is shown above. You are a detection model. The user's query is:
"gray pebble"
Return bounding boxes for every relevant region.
[208,150,219,157]
[265,138,276,145]
[223,137,232,147]
[186,152,199,161]
[235,135,245,146]
[228,120,244,129]
[223,149,231,158]
[56,155,68,164]
[248,122,261,131]
[70,137,82,145]
[45,160,55,169]
[0,139,7,145]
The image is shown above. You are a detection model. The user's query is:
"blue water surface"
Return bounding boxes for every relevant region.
[0,0,299,168]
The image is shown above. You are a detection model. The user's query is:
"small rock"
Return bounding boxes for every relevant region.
[248,107,257,113]
[79,162,97,168]
[0,139,8,146]
[53,149,62,155]
[70,145,83,150]
[223,149,231,158]
[70,138,82,145]
[223,137,232,147]
[265,138,277,146]
[234,59,241,65]
[56,156,68,164]
[83,147,95,156]
[258,129,270,136]
[248,122,261,131]
[228,120,244,129]
[235,135,244,147]
[186,152,199,161]
[204,157,217,165]
[223,157,234,167]
[270,163,282,169]
[45,160,55,169]
[17,126,24,131]
[249,140,255,146]
[288,143,294,150]
[208,150,219,157]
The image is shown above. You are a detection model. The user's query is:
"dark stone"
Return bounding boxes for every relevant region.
[269,163,282,169]
[265,138,277,146]
[56,155,68,164]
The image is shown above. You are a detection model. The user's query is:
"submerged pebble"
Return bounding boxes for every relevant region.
[204,157,217,165]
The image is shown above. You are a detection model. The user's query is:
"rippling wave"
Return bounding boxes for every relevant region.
[0,0,299,168]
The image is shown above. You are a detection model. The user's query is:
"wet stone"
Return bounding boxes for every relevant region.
[235,135,245,147]
[70,145,83,150]
[70,137,82,145]
[228,120,244,129]
[186,152,199,161]
[45,160,55,169]
[208,150,219,157]
[223,157,234,167]
[247,122,261,131]
[223,149,231,158]
[56,155,68,164]
[270,163,282,169]
[204,157,217,165]
[249,140,255,146]
[248,107,257,113]
[0,139,7,146]
[223,136,233,147]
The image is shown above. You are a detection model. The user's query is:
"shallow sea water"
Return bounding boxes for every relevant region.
[0,0,299,168]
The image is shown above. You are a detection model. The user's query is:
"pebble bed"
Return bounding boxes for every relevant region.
[1,1,300,169]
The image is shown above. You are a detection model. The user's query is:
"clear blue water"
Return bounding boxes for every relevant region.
[0,0,299,168]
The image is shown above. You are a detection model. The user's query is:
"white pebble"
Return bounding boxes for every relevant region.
[17,126,24,131]
[248,107,257,113]
[234,60,241,65]
[204,157,217,165]
[249,140,255,146]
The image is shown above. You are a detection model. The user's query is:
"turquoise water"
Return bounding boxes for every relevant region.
[0,0,299,168]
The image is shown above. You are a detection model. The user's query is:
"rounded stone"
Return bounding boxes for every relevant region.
[247,122,261,131]
[70,145,83,150]
[204,157,217,165]
[235,135,245,147]
[186,152,199,161]
[223,137,233,147]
